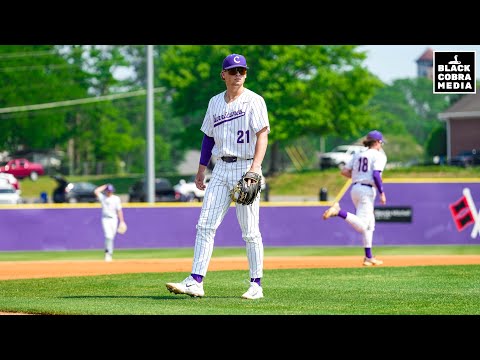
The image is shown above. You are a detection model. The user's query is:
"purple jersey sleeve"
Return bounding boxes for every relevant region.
[199,134,215,166]
[373,170,384,194]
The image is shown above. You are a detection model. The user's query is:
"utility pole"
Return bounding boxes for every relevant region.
[146,45,155,203]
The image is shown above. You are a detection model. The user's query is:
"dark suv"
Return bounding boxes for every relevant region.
[51,175,98,203]
[128,178,180,202]
[448,149,480,167]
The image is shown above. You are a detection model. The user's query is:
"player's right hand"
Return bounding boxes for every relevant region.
[379,192,386,205]
[195,173,206,190]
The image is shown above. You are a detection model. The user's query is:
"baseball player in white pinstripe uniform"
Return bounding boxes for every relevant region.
[94,184,125,262]
[166,53,270,299]
[323,130,387,266]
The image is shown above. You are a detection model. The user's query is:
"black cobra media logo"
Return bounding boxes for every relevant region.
[433,51,476,94]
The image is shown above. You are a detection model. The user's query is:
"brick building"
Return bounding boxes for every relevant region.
[438,93,480,159]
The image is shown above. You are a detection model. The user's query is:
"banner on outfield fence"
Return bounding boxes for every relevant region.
[374,206,412,223]
[449,188,480,238]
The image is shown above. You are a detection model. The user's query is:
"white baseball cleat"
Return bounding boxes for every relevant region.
[363,257,383,266]
[323,202,340,220]
[166,275,205,297]
[241,282,264,300]
[104,253,113,262]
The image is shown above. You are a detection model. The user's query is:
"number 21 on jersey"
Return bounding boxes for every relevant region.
[237,130,250,143]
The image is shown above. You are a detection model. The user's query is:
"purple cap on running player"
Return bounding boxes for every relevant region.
[222,54,249,70]
[105,184,115,192]
[366,130,385,143]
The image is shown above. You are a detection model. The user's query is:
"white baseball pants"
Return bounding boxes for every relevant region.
[191,158,264,279]
[344,184,376,248]
[102,217,118,255]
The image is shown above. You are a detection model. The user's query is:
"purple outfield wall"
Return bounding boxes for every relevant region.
[0,181,479,251]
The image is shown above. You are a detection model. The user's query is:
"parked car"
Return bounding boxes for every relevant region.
[128,178,180,202]
[51,175,98,203]
[174,174,212,202]
[0,173,20,194]
[448,149,480,167]
[319,145,367,170]
[0,158,45,181]
[64,182,99,203]
[0,183,22,204]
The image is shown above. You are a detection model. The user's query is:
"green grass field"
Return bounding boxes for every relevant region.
[2,266,480,315]
[1,246,480,315]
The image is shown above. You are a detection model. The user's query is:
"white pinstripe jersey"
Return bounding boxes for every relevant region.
[98,193,122,219]
[346,148,387,185]
[200,88,270,159]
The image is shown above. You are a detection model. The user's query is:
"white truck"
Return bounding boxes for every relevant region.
[319,145,367,170]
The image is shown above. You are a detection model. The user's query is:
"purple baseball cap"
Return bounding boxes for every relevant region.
[105,184,115,192]
[222,54,249,70]
[366,130,385,143]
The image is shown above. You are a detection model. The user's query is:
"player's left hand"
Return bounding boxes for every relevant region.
[247,164,261,186]
[117,221,128,234]
[230,171,262,205]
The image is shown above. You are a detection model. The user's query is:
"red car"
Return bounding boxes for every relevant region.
[0,158,45,181]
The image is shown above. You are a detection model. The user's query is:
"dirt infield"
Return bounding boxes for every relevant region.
[1,255,480,315]
[1,255,480,281]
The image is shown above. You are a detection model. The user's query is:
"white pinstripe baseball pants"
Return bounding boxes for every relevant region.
[191,158,264,279]
[102,217,118,255]
[345,184,376,248]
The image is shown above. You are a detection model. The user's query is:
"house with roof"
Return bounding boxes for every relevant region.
[438,93,480,159]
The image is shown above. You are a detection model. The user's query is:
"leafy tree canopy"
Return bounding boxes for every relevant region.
[156,45,383,153]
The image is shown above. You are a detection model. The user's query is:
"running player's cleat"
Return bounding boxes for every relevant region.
[166,275,205,297]
[323,202,340,220]
[241,282,264,300]
[363,257,383,266]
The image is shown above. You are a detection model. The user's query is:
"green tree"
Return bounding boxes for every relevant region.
[425,123,447,160]
[369,77,455,161]
[57,45,139,175]
[108,45,189,175]
[0,45,185,176]
[0,45,157,175]
[382,133,424,164]
[156,45,383,174]
[0,45,89,153]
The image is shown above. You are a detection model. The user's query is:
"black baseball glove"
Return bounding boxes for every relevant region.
[230,171,263,205]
